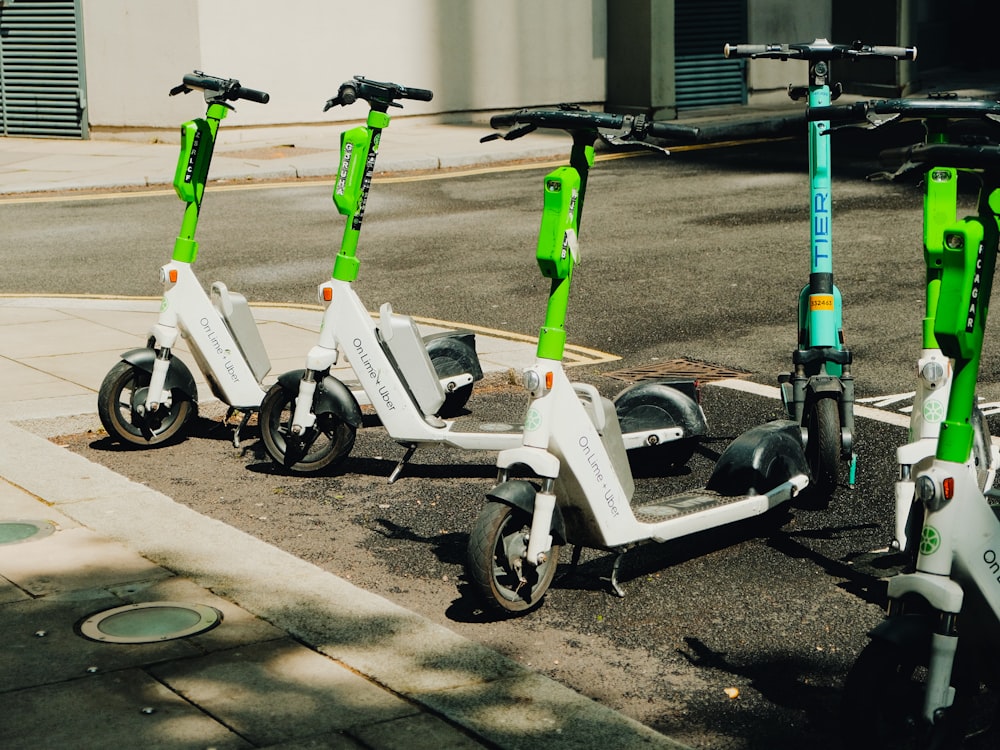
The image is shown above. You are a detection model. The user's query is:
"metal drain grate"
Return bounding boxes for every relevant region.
[604,358,751,383]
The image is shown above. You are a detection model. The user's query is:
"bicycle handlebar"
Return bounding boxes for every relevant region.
[881,142,1000,171]
[173,71,270,104]
[724,39,915,62]
[807,97,1000,123]
[487,107,700,142]
[324,76,433,111]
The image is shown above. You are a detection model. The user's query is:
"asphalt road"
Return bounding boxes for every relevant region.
[6,132,1000,748]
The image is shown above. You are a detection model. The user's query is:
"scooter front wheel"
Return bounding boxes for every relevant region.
[805,395,840,496]
[97,360,195,446]
[466,500,560,616]
[259,383,356,474]
[843,635,997,749]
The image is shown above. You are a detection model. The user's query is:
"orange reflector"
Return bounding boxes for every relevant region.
[943,477,955,500]
[545,371,554,389]
[322,287,333,302]
[168,269,178,283]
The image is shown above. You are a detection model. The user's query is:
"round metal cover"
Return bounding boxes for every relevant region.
[0,520,56,545]
[78,602,222,644]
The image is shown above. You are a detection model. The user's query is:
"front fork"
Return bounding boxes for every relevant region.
[143,319,181,415]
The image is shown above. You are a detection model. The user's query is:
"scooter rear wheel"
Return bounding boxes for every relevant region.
[466,500,560,616]
[259,383,356,474]
[805,395,839,496]
[97,360,195,446]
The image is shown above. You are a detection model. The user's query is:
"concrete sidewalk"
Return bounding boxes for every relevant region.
[0,294,690,750]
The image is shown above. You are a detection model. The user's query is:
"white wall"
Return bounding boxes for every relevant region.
[81,0,607,129]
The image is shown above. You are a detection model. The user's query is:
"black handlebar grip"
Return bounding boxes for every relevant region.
[723,43,772,58]
[647,121,701,142]
[868,45,917,61]
[182,72,219,91]
[236,86,269,104]
[489,112,518,129]
[400,85,433,102]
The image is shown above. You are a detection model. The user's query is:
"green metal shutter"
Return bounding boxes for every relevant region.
[675,0,746,110]
[0,0,88,138]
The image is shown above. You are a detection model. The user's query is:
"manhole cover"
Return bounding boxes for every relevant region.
[78,602,222,644]
[0,520,56,545]
[604,358,751,383]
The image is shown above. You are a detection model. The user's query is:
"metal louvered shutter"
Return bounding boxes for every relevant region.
[675,0,746,110]
[0,0,88,138]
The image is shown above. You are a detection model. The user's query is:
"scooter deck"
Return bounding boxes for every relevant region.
[633,490,732,522]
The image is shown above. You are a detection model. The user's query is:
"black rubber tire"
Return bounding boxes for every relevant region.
[258,382,356,474]
[466,500,560,616]
[805,396,840,496]
[428,350,473,417]
[841,637,996,749]
[97,360,194,446]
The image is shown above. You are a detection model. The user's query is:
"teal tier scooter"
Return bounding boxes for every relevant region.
[724,40,916,495]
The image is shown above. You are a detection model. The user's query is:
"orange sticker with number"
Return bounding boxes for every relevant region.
[809,294,835,311]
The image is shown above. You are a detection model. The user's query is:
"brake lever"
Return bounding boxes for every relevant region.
[481,123,537,143]
[169,83,192,97]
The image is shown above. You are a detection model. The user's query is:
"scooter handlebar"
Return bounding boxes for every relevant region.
[488,108,700,143]
[324,76,433,111]
[808,98,1000,122]
[881,142,1000,171]
[177,72,270,104]
[724,40,915,61]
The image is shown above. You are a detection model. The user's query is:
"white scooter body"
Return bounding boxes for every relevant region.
[894,348,997,553]
[290,277,523,452]
[503,361,809,560]
[144,259,270,412]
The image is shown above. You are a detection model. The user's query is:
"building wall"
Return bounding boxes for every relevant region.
[745,0,832,101]
[80,0,607,129]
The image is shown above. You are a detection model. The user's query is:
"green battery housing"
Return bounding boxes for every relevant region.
[173,118,213,204]
[536,166,580,280]
[333,126,369,216]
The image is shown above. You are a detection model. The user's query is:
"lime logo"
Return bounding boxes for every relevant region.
[922,399,946,424]
[160,298,169,312]
[920,526,942,556]
[524,407,542,432]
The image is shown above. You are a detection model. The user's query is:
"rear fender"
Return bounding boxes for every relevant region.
[121,348,197,400]
[487,479,567,544]
[424,331,483,381]
[706,419,810,496]
[276,369,362,428]
[613,378,707,437]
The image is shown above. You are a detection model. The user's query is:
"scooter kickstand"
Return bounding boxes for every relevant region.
[388,444,417,484]
[232,410,252,449]
[609,551,626,598]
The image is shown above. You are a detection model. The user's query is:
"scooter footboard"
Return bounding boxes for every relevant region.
[705,419,810,496]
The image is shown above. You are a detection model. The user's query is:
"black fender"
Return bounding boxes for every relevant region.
[806,374,844,397]
[706,419,810,496]
[486,479,567,544]
[121,348,197,401]
[276,369,363,428]
[613,378,708,438]
[423,331,483,382]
